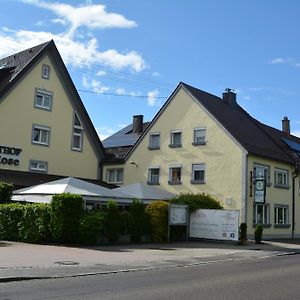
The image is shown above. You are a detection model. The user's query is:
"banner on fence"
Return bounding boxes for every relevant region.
[189,209,239,241]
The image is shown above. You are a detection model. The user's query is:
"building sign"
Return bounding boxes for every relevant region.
[254,178,266,203]
[189,209,239,241]
[169,204,188,225]
[0,145,22,166]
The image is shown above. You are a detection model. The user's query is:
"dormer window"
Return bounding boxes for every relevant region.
[42,64,50,79]
[72,112,83,151]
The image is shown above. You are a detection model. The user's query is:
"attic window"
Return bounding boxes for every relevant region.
[42,64,50,79]
[72,112,83,151]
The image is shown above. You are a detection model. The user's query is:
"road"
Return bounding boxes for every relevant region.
[1,254,300,300]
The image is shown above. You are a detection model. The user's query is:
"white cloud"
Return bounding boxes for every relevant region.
[0,28,146,72]
[269,58,288,64]
[96,70,107,77]
[152,71,161,77]
[116,88,126,95]
[82,75,110,93]
[21,0,137,38]
[147,89,159,106]
[243,96,251,100]
[96,126,116,141]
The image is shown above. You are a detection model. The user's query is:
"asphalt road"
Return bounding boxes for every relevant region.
[1,254,300,300]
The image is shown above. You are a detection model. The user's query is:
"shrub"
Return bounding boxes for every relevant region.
[79,210,106,245]
[129,199,147,243]
[254,224,263,244]
[18,204,52,243]
[145,201,168,242]
[0,203,52,243]
[0,182,13,203]
[51,193,84,243]
[171,192,223,212]
[105,200,121,243]
[0,203,23,241]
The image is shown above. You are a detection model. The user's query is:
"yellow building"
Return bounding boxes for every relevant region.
[103,83,300,238]
[0,40,106,188]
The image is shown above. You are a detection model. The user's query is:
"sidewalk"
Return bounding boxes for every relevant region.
[1,239,300,282]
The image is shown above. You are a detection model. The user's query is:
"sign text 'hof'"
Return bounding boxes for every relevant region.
[0,145,22,166]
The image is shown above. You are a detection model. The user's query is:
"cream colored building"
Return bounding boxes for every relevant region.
[103,83,300,238]
[0,40,106,188]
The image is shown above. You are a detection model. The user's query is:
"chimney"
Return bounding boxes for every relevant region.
[132,115,143,134]
[282,116,290,137]
[222,88,237,107]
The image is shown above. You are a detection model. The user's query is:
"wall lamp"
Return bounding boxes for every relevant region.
[129,160,138,167]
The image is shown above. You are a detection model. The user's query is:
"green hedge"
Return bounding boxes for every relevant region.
[0,203,52,243]
[171,192,223,211]
[0,182,13,203]
[105,201,121,243]
[51,193,84,243]
[129,199,147,243]
[79,210,106,245]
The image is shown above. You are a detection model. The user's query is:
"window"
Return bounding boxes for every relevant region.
[191,163,205,184]
[147,168,160,185]
[253,204,270,225]
[274,168,289,188]
[34,90,53,110]
[29,160,48,173]
[42,64,50,79]
[193,128,206,145]
[254,164,271,185]
[32,125,50,146]
[274,205,289,225]
[168,165,182,184]
[107,168,123,184]
[72,112,83,151]
[149,133,160,150]
[169,131,182,148]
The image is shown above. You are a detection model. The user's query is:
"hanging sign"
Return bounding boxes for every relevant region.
[254,178,266,203]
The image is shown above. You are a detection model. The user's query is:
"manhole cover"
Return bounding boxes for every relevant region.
[54,261,79,266]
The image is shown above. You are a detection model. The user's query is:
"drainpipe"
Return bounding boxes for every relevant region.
[292,167,299,239]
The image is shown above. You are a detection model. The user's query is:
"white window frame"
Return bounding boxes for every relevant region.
[149,133,160,150]
[274,205,289,225]
[42,64,50,79]
[106,168,124,184]
[170,130,182,148]
[34,89,53,110]
[72,112,83,151]
[147,167,160,185]
[29,160,48,173]
[168,164,182,184]
[274,168,289,188]
[32,125,50,146]
[191,163,206,184]
[254,163,271,185]
[253,203,270,225]
[193,128,206,146]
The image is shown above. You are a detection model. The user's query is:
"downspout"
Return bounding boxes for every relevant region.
[292,166,299,239]
[242,152,248,224]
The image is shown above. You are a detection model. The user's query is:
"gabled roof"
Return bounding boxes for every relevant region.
[124,82,297,165]
[0,40,105,160]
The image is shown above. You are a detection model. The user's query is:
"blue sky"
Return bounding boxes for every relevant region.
[1,0,300,139]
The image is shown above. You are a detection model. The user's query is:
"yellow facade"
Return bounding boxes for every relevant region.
[104,87,247,212]
[103,85,300,238]
[0,53,100,179]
